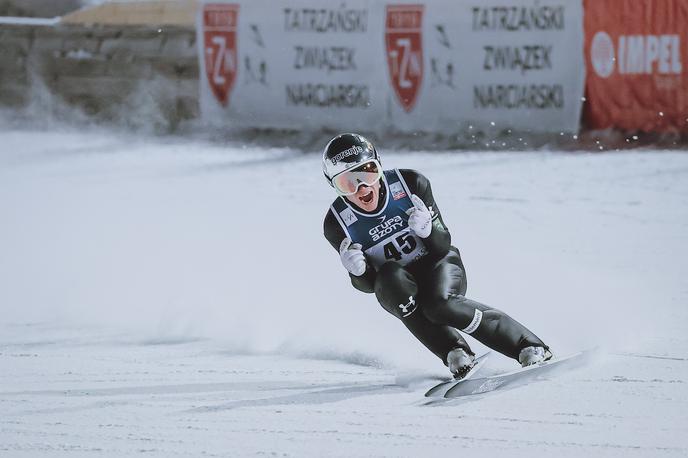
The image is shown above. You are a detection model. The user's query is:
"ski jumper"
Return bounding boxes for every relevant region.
[323,169,547,365]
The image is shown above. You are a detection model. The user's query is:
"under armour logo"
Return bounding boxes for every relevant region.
[398,296,417,317]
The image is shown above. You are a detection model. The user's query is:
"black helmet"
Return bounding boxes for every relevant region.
[322,133,380,185]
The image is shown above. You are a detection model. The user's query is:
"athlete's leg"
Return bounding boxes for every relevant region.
[374,261,472,363]
[417,248,548,361]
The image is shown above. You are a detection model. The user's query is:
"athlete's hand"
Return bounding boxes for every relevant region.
[406,194,433,238]
[339,238,367,277]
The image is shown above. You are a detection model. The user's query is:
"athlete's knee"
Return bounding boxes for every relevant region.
[422,292,481,328]
[422,285,457,320]
[423,258,467,309]
[426,286,451,306]
[420,300,445,324]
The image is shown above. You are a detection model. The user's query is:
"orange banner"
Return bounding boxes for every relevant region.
[584,0,688,132]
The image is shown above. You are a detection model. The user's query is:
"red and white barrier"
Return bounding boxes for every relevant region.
[584,0,688,133]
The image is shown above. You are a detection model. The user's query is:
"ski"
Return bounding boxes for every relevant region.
[443,349,594,398]
[424,352,491,397]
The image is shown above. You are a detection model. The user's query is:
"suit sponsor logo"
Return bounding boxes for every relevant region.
[461,309,483,334]
[398,296,417,317]
[369,215,404,241]
[389,182,407,200]
[339,207,358,227]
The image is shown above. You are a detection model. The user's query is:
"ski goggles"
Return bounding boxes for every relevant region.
[330,159,383,196]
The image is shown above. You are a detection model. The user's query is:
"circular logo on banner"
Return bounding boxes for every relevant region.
[591,31,615,78]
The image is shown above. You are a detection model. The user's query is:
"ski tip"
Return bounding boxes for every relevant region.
[424,352,491,398]
[424,381,453,397]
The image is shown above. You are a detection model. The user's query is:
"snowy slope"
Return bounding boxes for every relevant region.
[0,128,687,457]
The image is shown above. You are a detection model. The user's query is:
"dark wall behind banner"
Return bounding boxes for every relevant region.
[0,0,83,17]
[0,22,199,131]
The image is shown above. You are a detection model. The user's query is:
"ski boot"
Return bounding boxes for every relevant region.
[447,348,475,379]
[518,346,553,367]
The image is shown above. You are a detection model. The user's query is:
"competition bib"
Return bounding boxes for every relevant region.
[331,169,429,269]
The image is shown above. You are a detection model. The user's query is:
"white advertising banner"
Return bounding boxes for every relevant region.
[386,0,585,133]
[198,0,385,131]
[198,0,585,133]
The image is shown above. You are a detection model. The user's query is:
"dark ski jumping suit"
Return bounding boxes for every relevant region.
[323,168,548,365]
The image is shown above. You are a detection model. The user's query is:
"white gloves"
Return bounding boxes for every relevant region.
[339,238,367,276]
[406,194,433,239]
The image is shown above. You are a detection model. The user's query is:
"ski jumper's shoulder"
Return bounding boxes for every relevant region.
[323,203,346,251]
[398,169,431,200]
[398,168,426,184]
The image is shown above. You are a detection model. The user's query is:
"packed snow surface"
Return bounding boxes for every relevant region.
[1,128,687,457]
